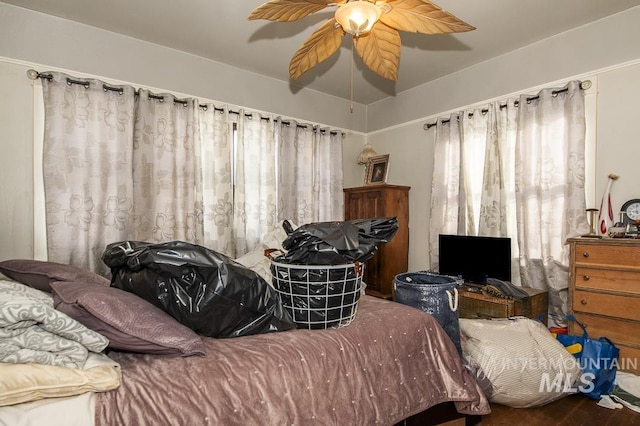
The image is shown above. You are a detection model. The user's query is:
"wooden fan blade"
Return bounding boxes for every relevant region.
[354,23,400,81]
[289,19,344,80]
[381,0,475,34]
[248,0,333,22]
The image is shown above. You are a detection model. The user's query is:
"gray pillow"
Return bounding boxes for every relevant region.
[50,281,206,357]
[0,259,110,292]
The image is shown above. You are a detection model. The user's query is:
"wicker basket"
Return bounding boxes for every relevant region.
[270,261,364,330]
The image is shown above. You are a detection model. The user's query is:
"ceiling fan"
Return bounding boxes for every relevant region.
[248,0,475,81]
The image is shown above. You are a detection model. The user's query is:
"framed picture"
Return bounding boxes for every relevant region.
[364,154,389,185]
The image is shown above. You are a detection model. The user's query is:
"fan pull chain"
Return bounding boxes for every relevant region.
[350,37,355,114]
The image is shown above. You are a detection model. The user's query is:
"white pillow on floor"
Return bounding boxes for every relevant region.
[460,317,582,408]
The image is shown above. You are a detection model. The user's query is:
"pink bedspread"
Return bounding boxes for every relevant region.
[97,296,489,425]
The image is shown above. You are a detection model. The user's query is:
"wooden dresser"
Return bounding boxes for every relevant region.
[568,237,640,373]
[344,185,410,299]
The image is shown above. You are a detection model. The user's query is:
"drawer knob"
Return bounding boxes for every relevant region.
[583,275,590,281]
[582,251,590,258]
[581,299,588,305]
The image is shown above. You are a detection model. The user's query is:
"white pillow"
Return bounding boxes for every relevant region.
[460,317,582,408]
[0,352,120,406]
[235,220,296,285]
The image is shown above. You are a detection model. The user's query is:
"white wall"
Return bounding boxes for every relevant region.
[366,122,435,272]
[367,6,640,133]
[0,3,367,132]
[362,6,640,273]
[0,57,367,260]
[595,64,640,216]
[342,133,368,189]
[0,2,370,260]
[2,2,640,272]
[370,64,640,272]
[0,61,35,259]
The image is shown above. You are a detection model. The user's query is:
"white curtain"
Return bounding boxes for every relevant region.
[316,129,344,221]
[514,81,588,325]
[429,81,588,325]
[41,73,136,276]
[40,72,344,272]
[428,113,462,270]
[276,121,344,224]
[233,112,277,257]
[198,105,234,255]
[132,89,201,244]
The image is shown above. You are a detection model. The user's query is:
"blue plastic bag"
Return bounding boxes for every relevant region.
[555,315,620,399]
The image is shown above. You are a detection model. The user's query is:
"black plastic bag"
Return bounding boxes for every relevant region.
[276,217,398,265]
[102,240,295,338]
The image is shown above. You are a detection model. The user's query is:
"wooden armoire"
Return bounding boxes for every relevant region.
[344,185,410,299]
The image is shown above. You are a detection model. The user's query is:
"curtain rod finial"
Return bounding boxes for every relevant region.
[26,69,39,80]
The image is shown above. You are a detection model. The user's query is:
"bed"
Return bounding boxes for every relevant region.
[96,295,489,425]
[0,259,490,425]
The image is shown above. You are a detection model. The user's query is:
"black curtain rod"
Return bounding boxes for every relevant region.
[423,80,591,130]
[35,72,342,136]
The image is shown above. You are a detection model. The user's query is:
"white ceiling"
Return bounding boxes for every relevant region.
[4,0,640,104]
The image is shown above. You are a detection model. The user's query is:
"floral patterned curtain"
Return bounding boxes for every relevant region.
[276,121,344,225]
[514,81,588,326]
[198,105,234,255]
[315,128,344,222]
[233,112,277,257]
[429,81,588,326]
[132,89,201,244]
[41,73,136,276]
[428,112,462,271]
[41,72,343,273]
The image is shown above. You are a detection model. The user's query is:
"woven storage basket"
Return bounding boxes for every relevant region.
[270,261,363,329]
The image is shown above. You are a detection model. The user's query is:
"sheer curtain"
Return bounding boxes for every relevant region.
[132,89,202,244]
[514,81,588,325]
[42,75,203,275]
[315,129,344,221]
[428,113,463,270]
[198,105,234,255]
[233,112,277,257]
[41,72,136,276]
[429,81,588,325]
[40,72,344,273]
[276,121,344,224]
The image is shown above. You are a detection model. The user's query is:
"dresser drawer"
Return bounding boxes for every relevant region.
[459,297,511,319]
[618,344,640,374]
[575,267,640,295]
[458,287,548,323]
[573,290,640,321]
[571,312,640,347]
[574,243,640,269]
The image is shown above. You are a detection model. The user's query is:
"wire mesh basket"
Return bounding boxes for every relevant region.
[270,261,364,330]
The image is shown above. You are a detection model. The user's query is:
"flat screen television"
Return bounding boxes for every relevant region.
[438,234,512,284]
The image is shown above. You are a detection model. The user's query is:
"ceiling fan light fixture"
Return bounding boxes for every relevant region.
[335,1,382,36]
[248,0,475,82]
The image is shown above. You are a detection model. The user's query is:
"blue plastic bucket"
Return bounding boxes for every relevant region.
[394,272,463,354]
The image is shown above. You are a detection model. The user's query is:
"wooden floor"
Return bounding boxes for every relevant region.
[470,394,640,426]
[401,395,640,426]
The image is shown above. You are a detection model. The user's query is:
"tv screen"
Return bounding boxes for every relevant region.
[438,234,512,284]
